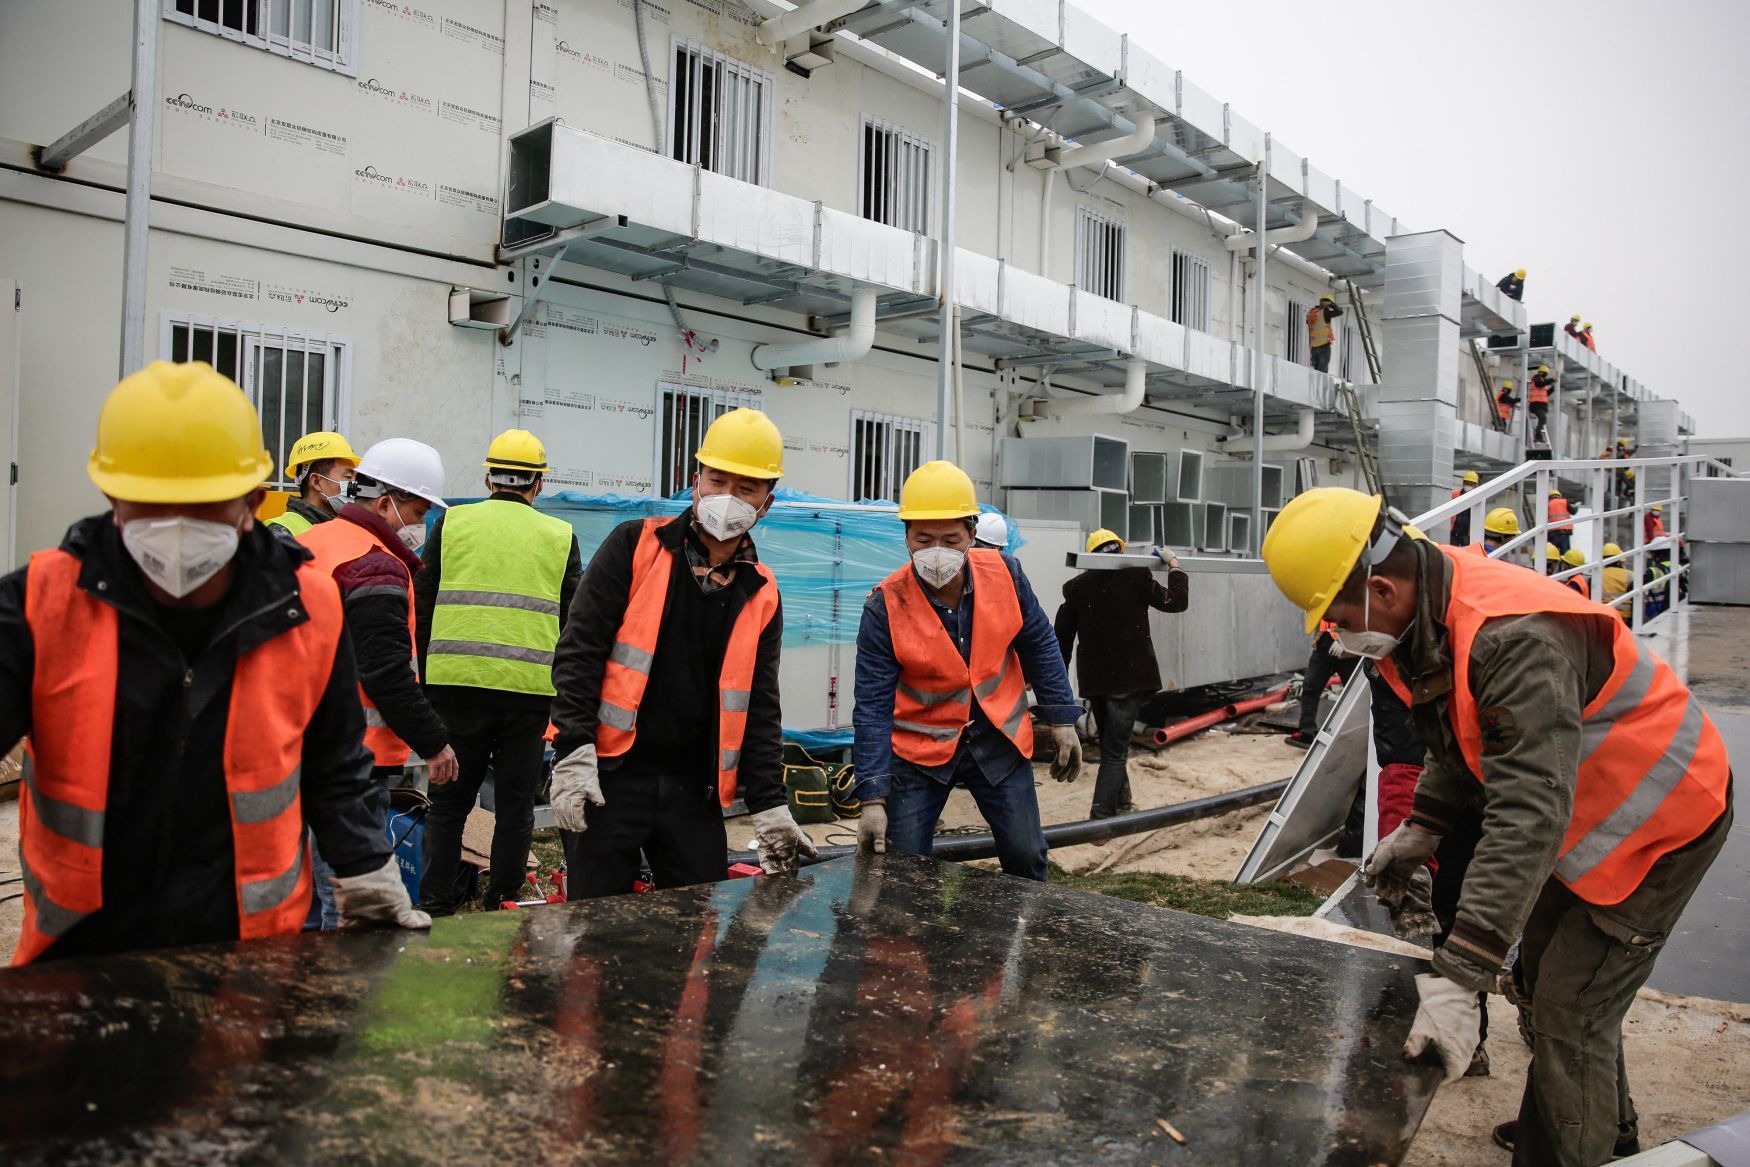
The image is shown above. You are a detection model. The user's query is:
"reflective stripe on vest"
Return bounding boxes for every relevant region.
[1306,305,1334,348]
[1376,545,1729,905]
[15,549,340,964]
[297,517,418,767]
[266,510,313,537]
[880,549,1034,766]
[426,500,573,697]
[1528,377,1551,406]
[594,517,780,807]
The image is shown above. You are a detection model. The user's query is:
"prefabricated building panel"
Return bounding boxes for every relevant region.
[1128,504,1156,545]
[999,436,1131,491]
[1101,490,1130,536]
[1005,489,1105,529]
[1129,452,1169,505]
[1200,502,1228,552]
[1228,512,1253,556]
[1160,502,1196,549]
[1203,462,1284,510]
[1176,449,1205,502]
[1688,478,1750,543]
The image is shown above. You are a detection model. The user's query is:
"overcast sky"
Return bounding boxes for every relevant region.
[1070,0,1749,437]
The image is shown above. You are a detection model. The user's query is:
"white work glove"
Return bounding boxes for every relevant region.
[549,744,603,833]
[333,857,431,931]
[1362,823,1442,907]
[1404,973,1484,1083]
[1152,545,1180,570]
[749,805,820,875]
[1048,723,1083,782]
[857,801,888,855]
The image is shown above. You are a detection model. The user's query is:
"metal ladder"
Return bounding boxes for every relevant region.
[1337,279,1384,500]
[1342,277,1382,383]
[1470,340,1511,433]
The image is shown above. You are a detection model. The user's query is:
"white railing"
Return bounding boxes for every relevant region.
[1410,455,1743,633]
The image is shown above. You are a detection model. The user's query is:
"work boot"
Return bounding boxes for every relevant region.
[1490,1121,1641,1158]
[1464,1043,1490,1077]
[1284,731,1314,749]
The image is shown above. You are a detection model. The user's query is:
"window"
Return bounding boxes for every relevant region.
[165,0,358,75]
[1170,249,1211,332]
[670,41,774,186]
[850,411,934,503]
[656,383,765,498]
[1340,323,1369,382]
[859,117,935,235]
[1074,206,1126,301]
[1286,298,1309,365]
[163,314,350,490]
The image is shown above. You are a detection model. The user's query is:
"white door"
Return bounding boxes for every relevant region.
[0,281,18,571]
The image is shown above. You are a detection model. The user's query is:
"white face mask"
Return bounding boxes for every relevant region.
[391,499,427,553]
[311,473,350,513]
[911,546,966,589]
[1332,576,1406,661]
[121,515,242,599]
[695,490,762,542]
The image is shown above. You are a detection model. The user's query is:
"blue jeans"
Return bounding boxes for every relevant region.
[303,829,339,932]
[886,754,1049,881]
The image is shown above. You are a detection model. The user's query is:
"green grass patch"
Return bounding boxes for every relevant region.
[1047,863,1323,919]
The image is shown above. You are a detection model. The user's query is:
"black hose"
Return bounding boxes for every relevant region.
[733,779,1290,869]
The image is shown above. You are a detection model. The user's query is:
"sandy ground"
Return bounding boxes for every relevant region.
[0,797,18,953]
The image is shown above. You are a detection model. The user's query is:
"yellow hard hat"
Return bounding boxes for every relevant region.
[1603,542,1623,558]
[1319,293,1335,302]
[1483,507,1520,536]
[1537,364,1550,374]
[1545,543,1562,561]
[1461,470,1479,485]
[1571,314,1581,322]
[285,431,359,480]
[1583,321,1593,329]
[1501,379,1515,389]
[1260,487,1384,634]
[483,428,549,472]
[1514,268,1526,278]
[88,361,272,504]
[1086,528,1125,554]
[896,460,979,521]
[1651,504,1662,513]
[1562,547,1586,568]
[696,407,784,480]
[1624,469,1636,479]
[1548,489,1563,498]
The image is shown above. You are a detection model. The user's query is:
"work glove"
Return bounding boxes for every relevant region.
[857,800,888,855]
[1151,545,1180,570]
[1386,865,1439,948]
[549,744,603,833]
[334,858,431,931]
[1404,974,1484,1084]
[750,805,820,875]
[1048,724,1083,782]
[1362,822,1442,908]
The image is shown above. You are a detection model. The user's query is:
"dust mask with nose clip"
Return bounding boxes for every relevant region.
[1330,527,1410,661]
[121,514,243,598]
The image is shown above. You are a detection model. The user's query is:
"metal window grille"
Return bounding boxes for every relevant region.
[655,383,764,497]
[164,314,349,490]
[1170,249,1211,331]
[1287,298,1309,365]
[166,0,358,74]
[859,116,935,235]
[1075,206,1126,302]
[850,411,934,503]
[669,41,774,186]
[1340,323,1366,382]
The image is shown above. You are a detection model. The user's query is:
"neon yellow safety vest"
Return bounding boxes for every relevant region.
[266,511,314,537]
[426,499,573,696]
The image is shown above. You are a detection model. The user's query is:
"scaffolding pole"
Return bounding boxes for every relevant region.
[119,0,157,377]
[1250,139,1268,543]
[934,0,961,459]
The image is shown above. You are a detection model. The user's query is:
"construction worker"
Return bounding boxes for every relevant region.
[1495,268,1525,301]
[973,511,1009,550]
[1546,488,1573,554]
[1482,507,1520,557]
[1527,366,1556,445]
[546,408,814,894]
[1495,380,1519,429]
[1579,321,1597,351]
[1286,620,1358,748]
[1602,542,1631,612]
[1306,293,1343,373]
[299,438,458,928]
[1543,543,1563,577]
[1261,487,1732,1165]
[413,429,583,914]
[1560,547,1590,598]
[265,431,359,536]
[852,461,1082,880]
[1054,529,1189,814]
[1564,314,1583,341]
[1450,470,1480,546]
[0,362,427,964]
[1644,504,1665,546]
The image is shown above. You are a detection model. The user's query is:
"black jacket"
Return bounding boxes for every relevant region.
[1055,565,1189,698]
[0,515,386,961]
[412,492,583,710]
[549,511,786,814]
[1495,273,1524,301]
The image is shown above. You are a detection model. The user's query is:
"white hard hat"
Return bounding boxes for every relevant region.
[974,511,1009,547]
[354,438,447,508]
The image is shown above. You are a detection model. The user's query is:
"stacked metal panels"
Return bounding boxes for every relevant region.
[1688,477,1750,605]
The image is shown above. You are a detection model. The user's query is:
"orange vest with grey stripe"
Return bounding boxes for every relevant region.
[880,549,1034,766]
[14,549,337,964]
[297,518,417,767]
[595,517,779,808]
[1376,544,1729,906]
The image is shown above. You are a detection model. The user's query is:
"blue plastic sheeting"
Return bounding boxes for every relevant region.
[783,726,854,752]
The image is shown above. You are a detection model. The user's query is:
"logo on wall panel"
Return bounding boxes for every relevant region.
[599,322,658,347]
[543,307,598,336]
[808,441,850,460]
[353,165,431,198]
[164,93,260,131]
[265,284,351,313]
[362,0,436,28]
[595,473,654,495]
[545,390,596,413]
[441,16,505,52]
[533,3,558,24]
[357,78,434,114]
[167,266,259,303]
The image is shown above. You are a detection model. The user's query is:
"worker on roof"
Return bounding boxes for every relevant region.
[1482,507,1520,558]
[852,461,1082,880]
[1495,268,1525,301]
[1579,321,1597,351]
[1564,314,1583,341]
[1527,366,1556,447]
[973,511,1009,550]
[1560,547,1590,599]
[298,437,458,928]
[1546,488,1573,555]
[266,431,359,537]
[1495,380,1519,430]
[1262,487,1731,1165]
[546,408,814,894]
[0,362,427,964]
[1450,470,1481,547]
[1602,542,1631,614]
[1306,293,1343,374]
[412,429,583,915]
[1054,529,1189,815]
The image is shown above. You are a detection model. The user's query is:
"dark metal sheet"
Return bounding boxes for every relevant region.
[0,855,1440,1164]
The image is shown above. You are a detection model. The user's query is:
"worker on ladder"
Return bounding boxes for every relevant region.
[1527,366,1556,446]
[0,362,427,964]
[852,461,1082,880]
[1546,489,1573,554]
[1495,380,1519,432]
[1306,293,1343,373]
[413,429,583,915]
[1495,268,1525,301]
[1262,488,1731,1166]
[265,432,359,537]
[1450,470,1480,546]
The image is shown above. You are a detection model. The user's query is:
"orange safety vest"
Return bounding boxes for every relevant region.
[1548,496,1573,531]
[1565,575,1591,600]
[1528,376,1552,406]
[298,518,418,767]
[595,517,779,807]
[1495,393,1515,422]
[14,549,339,964]
[1306,304,1334,348]
[1376,545,1729,906]
[880,549,1034,766]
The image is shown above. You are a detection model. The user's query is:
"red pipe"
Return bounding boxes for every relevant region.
[1151,685,1292,746]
